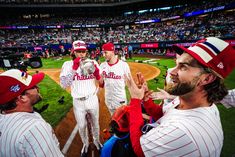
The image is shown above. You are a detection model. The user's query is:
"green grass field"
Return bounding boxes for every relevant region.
[28,55,235,157]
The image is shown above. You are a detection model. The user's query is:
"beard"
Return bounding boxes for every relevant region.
[31,94,42,106]
[165,77,199,96]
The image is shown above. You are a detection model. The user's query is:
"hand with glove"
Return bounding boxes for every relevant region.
[93,64,101,80]
[72,57,81,71]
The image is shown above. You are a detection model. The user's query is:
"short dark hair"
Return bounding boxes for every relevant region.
[190,59,228,103]
[0,99,17,112]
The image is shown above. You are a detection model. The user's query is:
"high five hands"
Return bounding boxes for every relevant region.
[125,72,150,100]
[125,72,175,101]
[151,88,176,100]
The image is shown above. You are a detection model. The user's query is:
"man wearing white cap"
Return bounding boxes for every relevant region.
[125,37,235,157]
[60,40,102,156]
[0,69,64,157]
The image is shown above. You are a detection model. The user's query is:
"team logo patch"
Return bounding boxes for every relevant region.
[74,43,86,48]
[10,84,20,92]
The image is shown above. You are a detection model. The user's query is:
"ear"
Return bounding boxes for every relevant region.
[199,73,217,86]
[16,95,27,103]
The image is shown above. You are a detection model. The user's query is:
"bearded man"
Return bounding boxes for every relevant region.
[125,37,235,157]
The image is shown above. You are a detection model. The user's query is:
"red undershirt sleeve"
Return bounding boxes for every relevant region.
[143,98,163,121]
[129,98,145,157]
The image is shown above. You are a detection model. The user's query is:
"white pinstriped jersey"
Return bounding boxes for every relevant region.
[140,97,223,157]
[60,59,99,98]
[220,89,235,108]
[100,59,130,110]
[0,112,63,157]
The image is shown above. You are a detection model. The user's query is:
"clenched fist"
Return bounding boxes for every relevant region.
[72,57,81,70]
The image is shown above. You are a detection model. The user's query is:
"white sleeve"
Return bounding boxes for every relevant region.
[21,121,64,157]
[60,61,75,89]
[140,124,198,157]
[220,89,235,108]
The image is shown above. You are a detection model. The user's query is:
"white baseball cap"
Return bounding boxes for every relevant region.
[72,40,87,52]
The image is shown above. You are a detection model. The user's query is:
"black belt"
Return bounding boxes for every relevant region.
[77,96,89,101]
[77,89,98,101]
[120,101,125,104]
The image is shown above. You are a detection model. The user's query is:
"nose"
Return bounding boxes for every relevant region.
[169,67,178,77]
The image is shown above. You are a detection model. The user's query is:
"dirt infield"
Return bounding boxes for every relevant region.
[35,62,161,157]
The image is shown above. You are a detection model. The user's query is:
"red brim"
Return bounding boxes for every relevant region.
[172,44,209,68]
[26,72,45,90]
[73,47,87,51]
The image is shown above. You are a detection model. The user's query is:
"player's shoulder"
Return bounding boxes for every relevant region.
[62,60,73,66]
[19,112,45,123]
[118,59,129,66]
[100,61,108,67]
[20,112,51,131]
[61,60,73,68]
[63,60,73,64]
[7,112,47,131]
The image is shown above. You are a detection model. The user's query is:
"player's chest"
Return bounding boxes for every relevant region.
[101,66,125,79]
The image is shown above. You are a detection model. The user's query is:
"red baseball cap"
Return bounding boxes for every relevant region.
[102,42,115,52]
[111,105,130,132]
[0,69,45,105]
[72,40,87,52]
[173,37,235,78]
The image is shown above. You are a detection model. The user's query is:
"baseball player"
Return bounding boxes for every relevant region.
[99,42,131,115]
[60,40,102,156]
[0,69,64,157]
[126,37,235,157]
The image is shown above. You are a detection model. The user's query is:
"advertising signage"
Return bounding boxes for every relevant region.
[141,43,159,48]
[184,5,225,17]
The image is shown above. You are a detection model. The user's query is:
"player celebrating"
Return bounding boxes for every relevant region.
[60,40,102,156]
[126,37,235,157]
[0,69,64,156]
[99,42,131,115]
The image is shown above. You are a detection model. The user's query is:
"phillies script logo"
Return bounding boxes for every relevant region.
[73,73,95,80]
[102,71,121,79]
[74,42,86,48]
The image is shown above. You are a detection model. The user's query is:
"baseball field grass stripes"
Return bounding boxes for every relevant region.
[36,74,73,127]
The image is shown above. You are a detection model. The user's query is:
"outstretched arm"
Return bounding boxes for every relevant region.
[136,72,164,121]
[143,98,163,122]
[150,88,176,100]
[125,73,145,157]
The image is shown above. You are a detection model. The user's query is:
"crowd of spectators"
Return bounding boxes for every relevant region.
[0,0,234,48]
[1,11,234,48]
[1,0,234,26]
